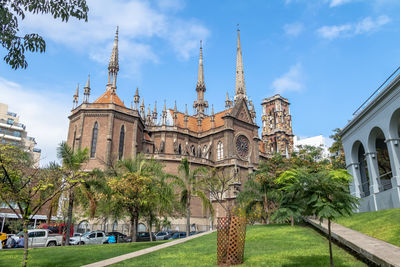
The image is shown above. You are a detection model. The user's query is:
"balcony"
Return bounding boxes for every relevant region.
[0,118,25,130]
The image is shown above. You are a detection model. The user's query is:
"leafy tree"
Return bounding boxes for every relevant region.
[238,156,288,224]
[57,142,89,246]
[276,167,358,267]
[107,154,160,242]
[329,128,346,169]
[0,144,67,266]
[1,0,89,69]
[175,158,213,237]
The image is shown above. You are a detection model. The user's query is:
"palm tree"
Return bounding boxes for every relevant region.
[57,141,88,245]
[175,158,213,237]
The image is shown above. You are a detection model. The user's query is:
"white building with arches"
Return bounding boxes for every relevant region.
[341,72,400,212]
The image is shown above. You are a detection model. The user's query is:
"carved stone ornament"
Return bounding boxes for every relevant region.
[235,135,249,158]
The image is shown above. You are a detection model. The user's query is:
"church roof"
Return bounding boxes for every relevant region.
[168,109,231,132]
[93,90,126,107]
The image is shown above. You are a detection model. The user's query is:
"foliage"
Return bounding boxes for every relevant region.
[0,144,67,266]
[1,0,88,69]
[329,128,346,169]
[238,155,288,224]
[175,158,213,237]
[57,142,89,246]
[115,225,365,267]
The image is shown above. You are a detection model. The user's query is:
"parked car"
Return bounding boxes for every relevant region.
[168,232,186,240]
[155,231,171,241]
[69,231,107,245]
[37,223,74,239]
[106,232,131,243]
[15,229,63,247]
[136,232,156,242]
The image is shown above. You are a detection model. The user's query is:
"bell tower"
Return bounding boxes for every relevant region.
[261,94,294,157]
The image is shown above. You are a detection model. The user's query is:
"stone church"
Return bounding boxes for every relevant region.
[66,27,293,230]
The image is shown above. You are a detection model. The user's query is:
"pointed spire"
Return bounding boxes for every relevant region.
[73,83,79,108]
[184,104,189,128]
[174,101,177,112]
[185,104,188,116]
[225,91,232,108]
[173,101,178,124]
[83,75,90,103]
[234,24,247,102]
[152,101,158,124]
[211,105,215,127]
[107,26,119,91]
[146,104,152,125]
[134,87,140,110]
[140,99,145,120]
[193,40,208,117]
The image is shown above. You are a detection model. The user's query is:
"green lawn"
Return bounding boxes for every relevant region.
[335,208,400,247]
[114,225,365,267]
[0,241,166,267]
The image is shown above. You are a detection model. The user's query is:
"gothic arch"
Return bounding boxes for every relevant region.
[118,125,125,160]
[90,121,99,158]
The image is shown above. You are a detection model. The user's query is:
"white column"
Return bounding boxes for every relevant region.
[385,139,400,208]
[347,163,361,198]
[1,217,5,233]
[385,139,400,187]
[365,152,380,211]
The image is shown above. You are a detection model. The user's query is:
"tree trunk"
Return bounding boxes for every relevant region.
[47,202,53,224]
[186,200,191,238]
[328,219,334,267]
[22,219,29,267]
[130,211,138,242]
[64,189,75,246]
[290,216,294,227]
[148,219,153,242]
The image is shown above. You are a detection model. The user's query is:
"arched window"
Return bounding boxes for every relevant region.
[178,144,182,155]
[118,125,125,160]
[191,145,196,156]
[217,142,223,160]
[77,220,90,234]
[90,122,98,158]
[72,129,76,151]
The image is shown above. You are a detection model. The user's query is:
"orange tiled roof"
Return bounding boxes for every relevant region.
[93,90,126,107]
[168,109,231,132]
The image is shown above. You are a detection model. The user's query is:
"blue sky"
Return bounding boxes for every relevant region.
[1,0,400,164]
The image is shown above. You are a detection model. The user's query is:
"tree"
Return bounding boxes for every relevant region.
[0,144,67,266]
[175,158,213,238]
[1,0,89,69]
[107,154,160,242]
[57,142,89,246]
[329,128,346,169]
[277,167,358,267]
[238,156,288,224]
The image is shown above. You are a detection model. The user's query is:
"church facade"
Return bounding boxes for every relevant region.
[66,27,293,229]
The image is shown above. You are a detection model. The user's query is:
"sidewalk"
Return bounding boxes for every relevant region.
[306,218,400,267]
[81,230,216,267]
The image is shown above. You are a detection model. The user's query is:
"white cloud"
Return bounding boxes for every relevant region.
[271,63,304,94]
[317,15,390,40]
[283,22,304,37]
[329,0,356,7]
[19,0,209,72]
[0,77,70,166]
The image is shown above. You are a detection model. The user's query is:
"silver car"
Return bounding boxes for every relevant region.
[69,231,107,245]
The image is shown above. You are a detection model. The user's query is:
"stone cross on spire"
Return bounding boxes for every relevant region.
[107,26,119,92]
[234,25,247,102]
[193,40,208,117]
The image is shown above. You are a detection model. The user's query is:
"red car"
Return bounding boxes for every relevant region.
[37,223,74,239]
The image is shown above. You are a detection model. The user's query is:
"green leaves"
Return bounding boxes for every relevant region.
[1,0,89,69]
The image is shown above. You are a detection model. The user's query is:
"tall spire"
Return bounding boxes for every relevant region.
[73,83,79,108]
[234,25,247,102]
[107,26,119,92]
[134,87,140,110]
[83,75,90,103]
[193,40,208,117]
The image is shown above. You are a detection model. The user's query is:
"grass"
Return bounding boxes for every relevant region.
[335,208,400,247]
[0,241,166,267]
[114,225,366,267]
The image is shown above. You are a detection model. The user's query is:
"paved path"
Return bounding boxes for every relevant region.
[81,230,216,267]
[306,218,400,267]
